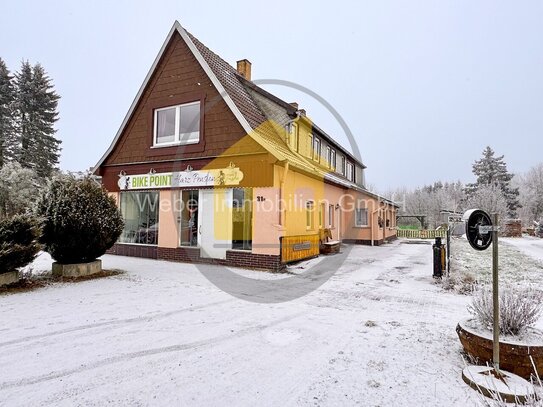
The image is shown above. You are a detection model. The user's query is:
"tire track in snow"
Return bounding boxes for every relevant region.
[0,298,234,348]
[0,311,304,390]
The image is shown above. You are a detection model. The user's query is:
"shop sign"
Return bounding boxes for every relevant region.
[118,166,244,190]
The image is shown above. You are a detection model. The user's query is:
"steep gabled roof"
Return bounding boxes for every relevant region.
[92,21,367,191]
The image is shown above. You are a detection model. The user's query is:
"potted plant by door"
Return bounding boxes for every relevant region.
[35,175,123,278]
[457,284,543,379]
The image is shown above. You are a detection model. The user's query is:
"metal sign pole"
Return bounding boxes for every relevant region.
[492,213,500,374]
[447,226,451,277]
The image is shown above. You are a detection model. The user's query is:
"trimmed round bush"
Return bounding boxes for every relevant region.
[0,215,41,274]
[35,175,123,264]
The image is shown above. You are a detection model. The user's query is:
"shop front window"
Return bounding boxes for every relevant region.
[119,191,159,245]
[232,188,253,250]
[179,190,199,247]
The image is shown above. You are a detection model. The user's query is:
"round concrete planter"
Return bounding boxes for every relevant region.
[0,271,20,287]
[52,259,102,278]
[457,318,543,379]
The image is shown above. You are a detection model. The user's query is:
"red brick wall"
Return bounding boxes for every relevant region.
[501,220,522,238]
[225,250,283,272]
[107,244,157,259]
[108,244,283,272]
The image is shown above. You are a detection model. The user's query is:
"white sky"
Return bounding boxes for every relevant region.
[1,0,542,190]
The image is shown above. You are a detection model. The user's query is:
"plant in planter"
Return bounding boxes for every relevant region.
[0,215,41,286]
[457,283,543,379]
[35,175,123,277]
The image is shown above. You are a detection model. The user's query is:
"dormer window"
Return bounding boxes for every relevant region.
[289,123,298,151]
[346,162,354,182]
[154,101,200,146]
[313,137,321,162]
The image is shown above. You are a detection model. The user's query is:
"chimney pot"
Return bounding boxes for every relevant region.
[236,59,251,81]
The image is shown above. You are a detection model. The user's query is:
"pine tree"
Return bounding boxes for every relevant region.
[0,58,17,166]
[15,61,61,177]
[464,146,521,218]
[15,61,33,167]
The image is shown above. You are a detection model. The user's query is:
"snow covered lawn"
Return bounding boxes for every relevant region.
[450,236,543,286]
[0,240,538,406]
[502,236,543,264]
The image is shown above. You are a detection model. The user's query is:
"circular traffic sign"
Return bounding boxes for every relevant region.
[463,209,493,251]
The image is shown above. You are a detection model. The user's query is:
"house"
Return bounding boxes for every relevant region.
[92,21,398,271]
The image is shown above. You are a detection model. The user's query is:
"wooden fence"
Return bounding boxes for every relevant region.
[396,229,447,239]
[280,234,320,264]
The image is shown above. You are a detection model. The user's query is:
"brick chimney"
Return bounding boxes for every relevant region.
[236,59,251,80]
[289,102,299,109]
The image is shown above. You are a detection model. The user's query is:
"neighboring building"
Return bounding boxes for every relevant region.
[93,21,398,271]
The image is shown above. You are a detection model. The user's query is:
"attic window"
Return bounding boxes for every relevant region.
[312,137,321,162]
[154,101,200,146]
[346,162,354,182]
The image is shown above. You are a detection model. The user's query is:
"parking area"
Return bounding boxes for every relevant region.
[0,241,489,406]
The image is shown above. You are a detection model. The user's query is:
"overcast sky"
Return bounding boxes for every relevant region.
[2,0,542,190]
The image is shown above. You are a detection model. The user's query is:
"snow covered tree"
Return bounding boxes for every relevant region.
[0,58,17,166]
[0,215,41,275]
[35,175,123,264]
[0,162,38,219]
[515,163,543,226]
[14,61,61,178]
[465,183,509,220]
[394,180,466,229]
[464,146,520,218]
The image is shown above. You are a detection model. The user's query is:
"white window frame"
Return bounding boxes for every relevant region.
[355,207,369,227]
[330,149,336,170]
[346,162,354,182]
[290,123,298,151]
[153,101,200,147]
[328,204,334,228]
[313,137,321,162]
[340,156,346,175]
[306,200,315,230]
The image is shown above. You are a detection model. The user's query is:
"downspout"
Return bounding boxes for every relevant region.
[337,203,341,242]
[279,161,290,226]
[383,206,387,242]
[371,198,380,246]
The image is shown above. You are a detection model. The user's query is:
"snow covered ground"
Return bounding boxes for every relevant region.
[502,236,543,264]
[1,240,540,406]
[450,236,543,286]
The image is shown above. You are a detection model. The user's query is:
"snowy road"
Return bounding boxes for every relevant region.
[0,242,480,406]
[502,236,543,263]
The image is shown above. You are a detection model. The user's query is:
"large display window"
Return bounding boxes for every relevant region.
[119,191,159,245]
